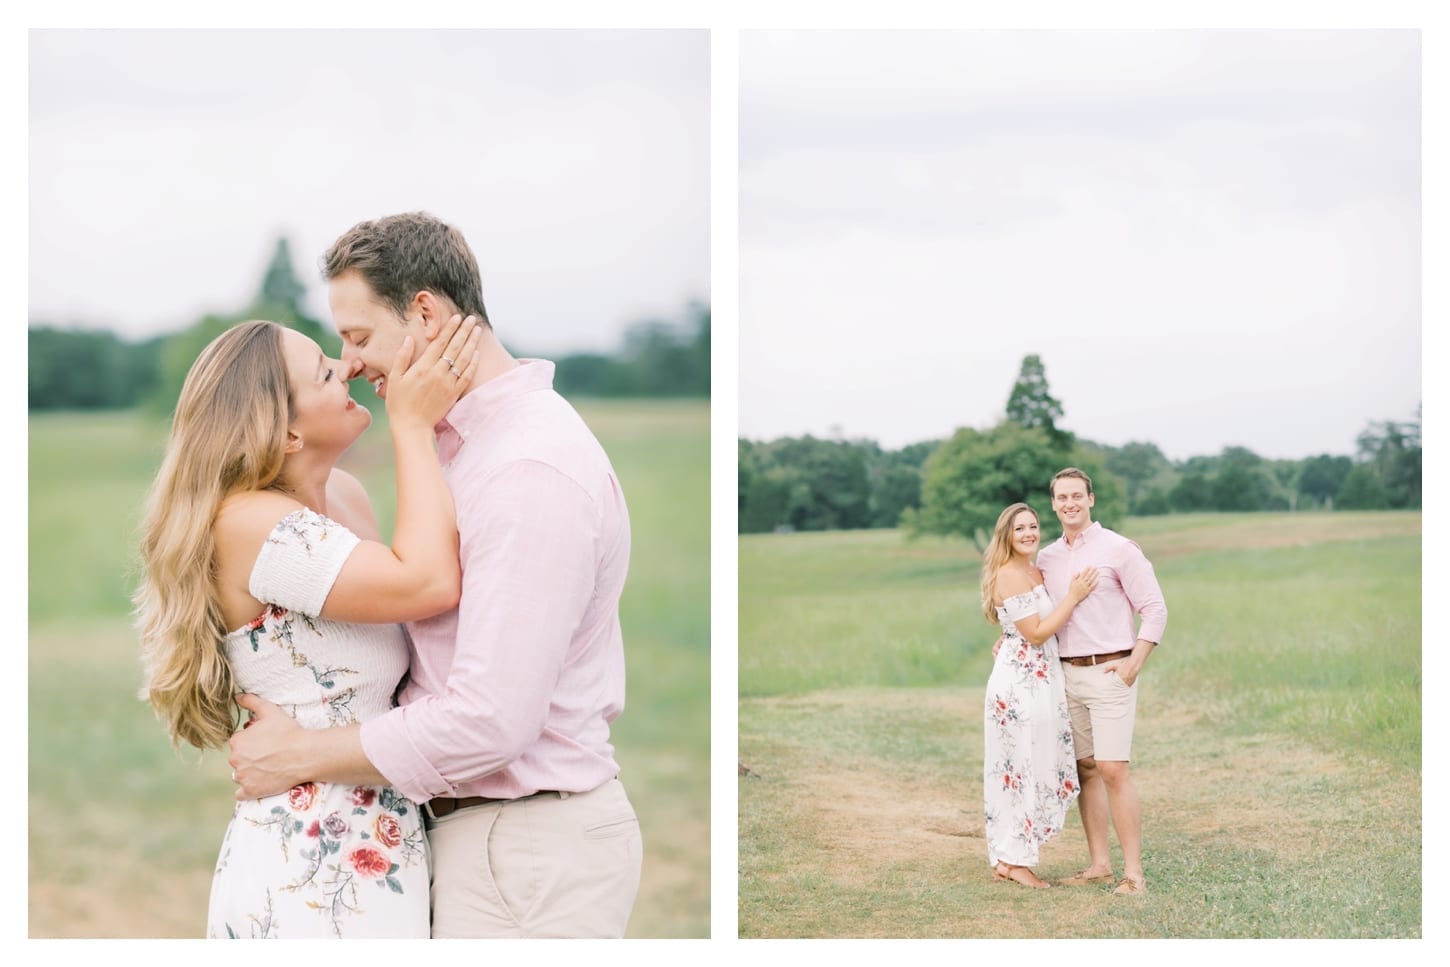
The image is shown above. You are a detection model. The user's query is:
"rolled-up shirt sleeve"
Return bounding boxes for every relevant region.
[359,460,598,800]
[1119,540,1167,646]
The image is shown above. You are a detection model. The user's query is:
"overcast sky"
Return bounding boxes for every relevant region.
[738,29,1422,462]
[28,28,708,355]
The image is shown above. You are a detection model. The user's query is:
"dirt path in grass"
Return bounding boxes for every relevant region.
[738,687,1414,938]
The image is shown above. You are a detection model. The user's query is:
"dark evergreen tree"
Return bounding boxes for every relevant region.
[1004,354,1069,447]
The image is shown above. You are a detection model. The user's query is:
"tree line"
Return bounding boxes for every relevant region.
[29,237,709,413]
[739,354,1421,546]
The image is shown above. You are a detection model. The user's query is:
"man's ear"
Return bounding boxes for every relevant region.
[409,290,445,342]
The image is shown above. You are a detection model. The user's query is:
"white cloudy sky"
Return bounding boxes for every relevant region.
[28,28,708,354]
[738,29,1423,461]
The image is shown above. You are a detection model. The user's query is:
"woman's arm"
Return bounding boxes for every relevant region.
[1000,568,1098,646]
[320,316,482,623]
[215,317,482,626]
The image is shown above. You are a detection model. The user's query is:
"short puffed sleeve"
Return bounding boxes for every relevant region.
[1000,588,1043,625]
[248,508,361,616]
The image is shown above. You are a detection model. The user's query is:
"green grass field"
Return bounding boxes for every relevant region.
[28,401,709,938]
[738,513,1422,938]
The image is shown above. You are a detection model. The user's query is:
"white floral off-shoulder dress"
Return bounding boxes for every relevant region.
[206,508,429,939]
[982,584,1079,869]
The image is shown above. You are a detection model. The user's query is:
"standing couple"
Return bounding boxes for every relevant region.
[135,212,642,938]
[980,468,1166,895]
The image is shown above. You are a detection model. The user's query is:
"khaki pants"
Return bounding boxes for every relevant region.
[425,777,642,938]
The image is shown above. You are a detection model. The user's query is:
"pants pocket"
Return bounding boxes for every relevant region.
[583,814,639,840]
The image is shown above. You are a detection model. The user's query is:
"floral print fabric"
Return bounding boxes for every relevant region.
[982,584,1079,868]
[206,509,429,938]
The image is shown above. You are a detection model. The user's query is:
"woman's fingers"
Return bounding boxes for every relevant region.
[438,315,479,376]
[391,335,416,376]
[453,337,482,386]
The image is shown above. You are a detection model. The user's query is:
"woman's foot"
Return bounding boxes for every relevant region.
[993,862,1050,889]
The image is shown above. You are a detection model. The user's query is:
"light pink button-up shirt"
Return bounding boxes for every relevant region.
[1036,521,1166,659]
[359,359,630,801]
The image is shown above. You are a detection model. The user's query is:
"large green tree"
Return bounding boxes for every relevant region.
[906,423,1126,550]
[907,424,1051,550]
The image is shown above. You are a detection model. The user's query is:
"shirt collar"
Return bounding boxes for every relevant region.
[1062,520,1102,547]
[437,358,555,436]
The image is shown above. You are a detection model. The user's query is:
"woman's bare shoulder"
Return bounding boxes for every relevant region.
[215,489,305,534]
[213,490,308,567]
[993,566,1037,603]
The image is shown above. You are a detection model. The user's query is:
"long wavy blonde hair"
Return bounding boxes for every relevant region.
[979,502,1037,625]
[134,321,295,749]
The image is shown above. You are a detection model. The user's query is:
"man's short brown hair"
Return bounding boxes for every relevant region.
[1050,467,1094,498]
[321,212,490,327]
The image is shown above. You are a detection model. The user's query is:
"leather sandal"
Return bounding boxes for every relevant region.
[993,862,1050,889]
[1058,868,1116,886]
[1112,875,1147,895]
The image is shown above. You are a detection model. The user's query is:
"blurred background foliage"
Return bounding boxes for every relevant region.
[29,235,710,415]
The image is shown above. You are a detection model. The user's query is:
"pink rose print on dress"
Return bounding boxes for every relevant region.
[287,782,319,812]
[350,786,377,807]
[349,846,391,878]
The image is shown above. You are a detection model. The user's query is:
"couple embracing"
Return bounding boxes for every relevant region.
[979,467,1167,896]
[136,212,641,938]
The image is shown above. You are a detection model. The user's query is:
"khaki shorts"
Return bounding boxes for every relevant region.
[1062,661,1138,762]
[425,777,642,938]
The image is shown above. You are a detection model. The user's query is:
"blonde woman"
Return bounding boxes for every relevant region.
[135,315,481,937]
[980,502,1097,889]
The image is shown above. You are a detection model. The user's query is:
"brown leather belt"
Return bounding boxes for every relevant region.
[425,790,563,820]
[1060,649,1133,667]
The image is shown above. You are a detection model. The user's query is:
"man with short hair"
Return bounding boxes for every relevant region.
[1035,467,1165,896]
[229,211,642,937]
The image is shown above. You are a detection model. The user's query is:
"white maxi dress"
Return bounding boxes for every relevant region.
[982,584,1079,869]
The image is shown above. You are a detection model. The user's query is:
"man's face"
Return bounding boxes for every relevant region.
[1051,477,1095,530]
[328,270,419,401]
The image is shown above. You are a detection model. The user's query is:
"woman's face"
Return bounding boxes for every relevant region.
[279,327,372,456]
[1009,509,1040,558]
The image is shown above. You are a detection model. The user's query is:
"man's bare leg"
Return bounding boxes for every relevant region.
[1098,759,1144,888]
[1064,756,1114,881]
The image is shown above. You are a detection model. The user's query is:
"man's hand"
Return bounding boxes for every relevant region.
[228,693,306,800]
[1105,640,1154,688]
[992,635,1006,658]
[1103,659,1138,687]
